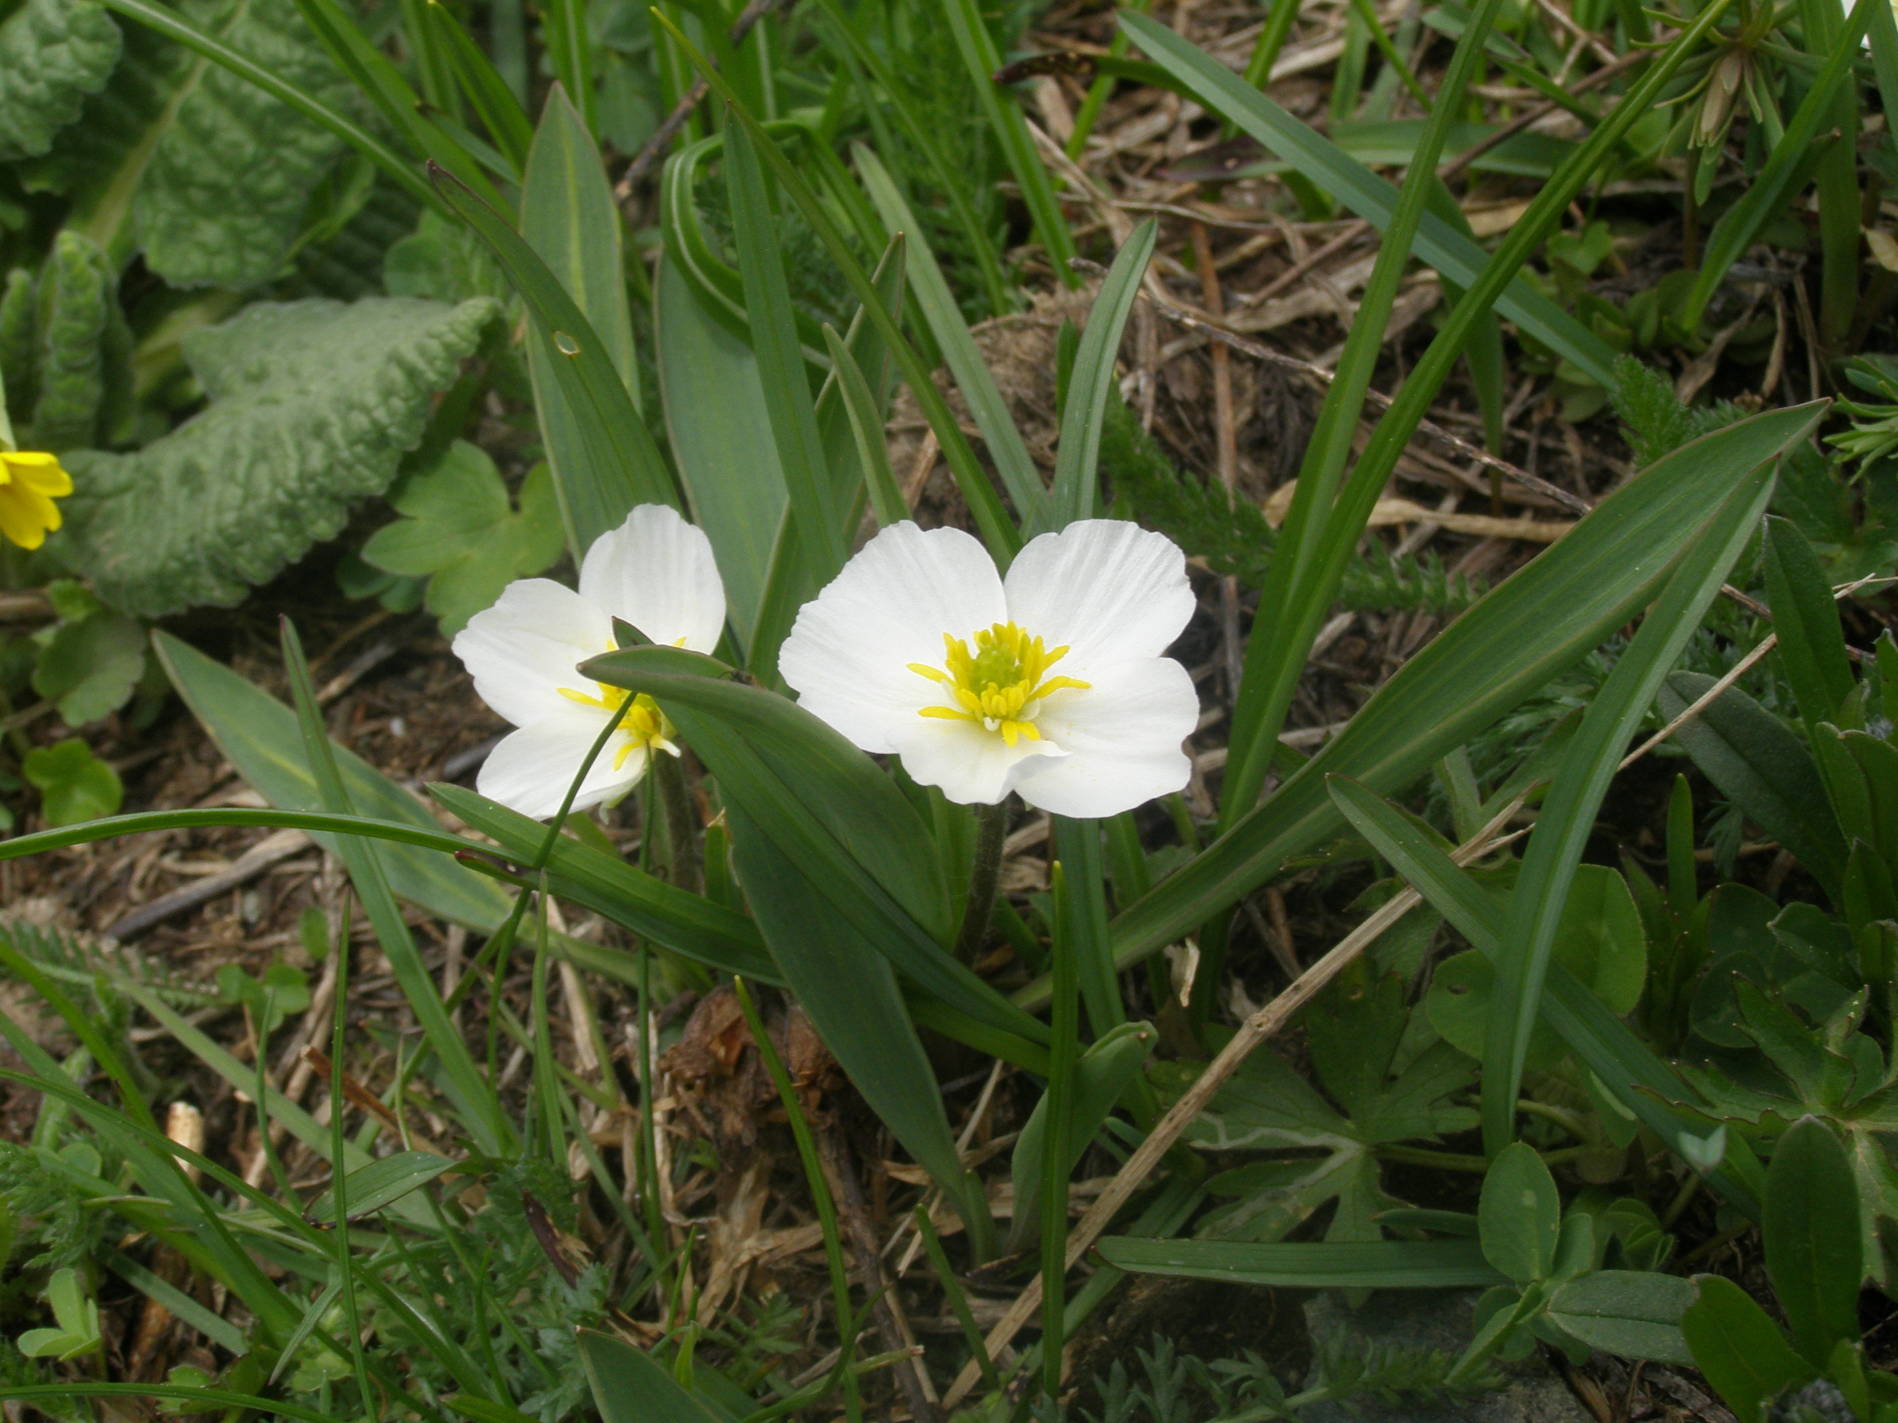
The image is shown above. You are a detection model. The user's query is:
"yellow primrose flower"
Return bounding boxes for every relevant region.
[0,451,72,551]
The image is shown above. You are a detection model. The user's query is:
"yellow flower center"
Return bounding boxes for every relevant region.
[909,621,1090,747]
[557,683,678,770]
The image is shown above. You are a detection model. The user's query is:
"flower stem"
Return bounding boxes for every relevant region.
[653,752,701,893]
[954,800,1009,961]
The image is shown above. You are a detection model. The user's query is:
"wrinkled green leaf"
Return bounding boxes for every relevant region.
[63,296,497,618]
[29,230,132,451]
[0,0,122,161]
[127,0,359,287]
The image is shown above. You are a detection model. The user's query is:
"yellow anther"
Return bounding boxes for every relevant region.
[912,620,1088,742]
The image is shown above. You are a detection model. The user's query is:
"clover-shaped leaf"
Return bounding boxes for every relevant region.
[361,441,564,635]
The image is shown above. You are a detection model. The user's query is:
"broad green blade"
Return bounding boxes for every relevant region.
[1095,1236,1505,1289]
[655,255,785,651]
[1104,403,1826,970]
[732,803,988,1240]
[1051,220,1155,528]
[432,164,671,557]
[577,1329,741,1423]
[854,144,1048,535]
[154,632,515,932]
[1481,447,1777,1152]
[585,648,1046,1046]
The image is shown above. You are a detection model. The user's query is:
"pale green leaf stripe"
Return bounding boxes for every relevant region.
[855,145,1049,533]
[1096,1237,1505,1288]
[656,255,785,651]
[1051,221,1156,528]
[432,166,673,556]
[1483,452,1778,1153]
[1122,12,1616,385]
[523,86,639,406]
[1101,402,1826,969]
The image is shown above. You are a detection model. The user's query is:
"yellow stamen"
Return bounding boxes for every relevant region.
[558,682,679,770]
[911,621,1088,744]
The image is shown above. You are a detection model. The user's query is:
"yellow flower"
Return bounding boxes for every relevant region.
[0,451,72,550]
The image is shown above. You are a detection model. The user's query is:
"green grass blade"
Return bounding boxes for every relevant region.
[809,0,1012,314]
[1051,220,1155,528]
[942,0,1078,284]
[1481,458,1777,1152]
[725,120,845,579]
[524,86,640,407]
[822,324,907,527]
[1098,402,1826,972]
[1763,515,1855,728]
[654,254,785,653]
[280,620,512,1157]
[650,15,1021,558]
[735,804,991,1247]
[1095,1237,1505,1288]
[153,632,516,931]
[1122,11,1616,384]
[585,648,1048,1047]
[854,143,1048,536]
[425,0,535,173]
[430,165,672,558]
[1214,0,1508,833]
[577,1329,742,1422]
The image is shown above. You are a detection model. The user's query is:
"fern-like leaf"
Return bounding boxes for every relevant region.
[0,0,121,162]
[60,296,499,617]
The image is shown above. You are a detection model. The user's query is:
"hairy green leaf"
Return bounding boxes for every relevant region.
[62,296,497,618]
[0,0,122,161]
[29,230,133,451]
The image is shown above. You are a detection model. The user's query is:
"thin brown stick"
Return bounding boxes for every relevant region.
[614,0,792,199]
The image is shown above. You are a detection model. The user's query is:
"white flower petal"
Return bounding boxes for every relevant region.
[1002,520,1194,671]
[1010,656,1197,818]
[780,522,1007,753]
[475,708,650,819]
[578,504,728,653]
[452,579,613,728]
[890,716,1063,806]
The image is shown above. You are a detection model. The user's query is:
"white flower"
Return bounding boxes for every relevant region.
[779,519,1198,818]
[451,504,726,818]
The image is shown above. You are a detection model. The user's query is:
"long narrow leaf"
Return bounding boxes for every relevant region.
[1051,221,1156,527]
[1102,403,1825,972]
[1481,454,1777,1150]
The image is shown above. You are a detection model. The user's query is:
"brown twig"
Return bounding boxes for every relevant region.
[614,0,793,200]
